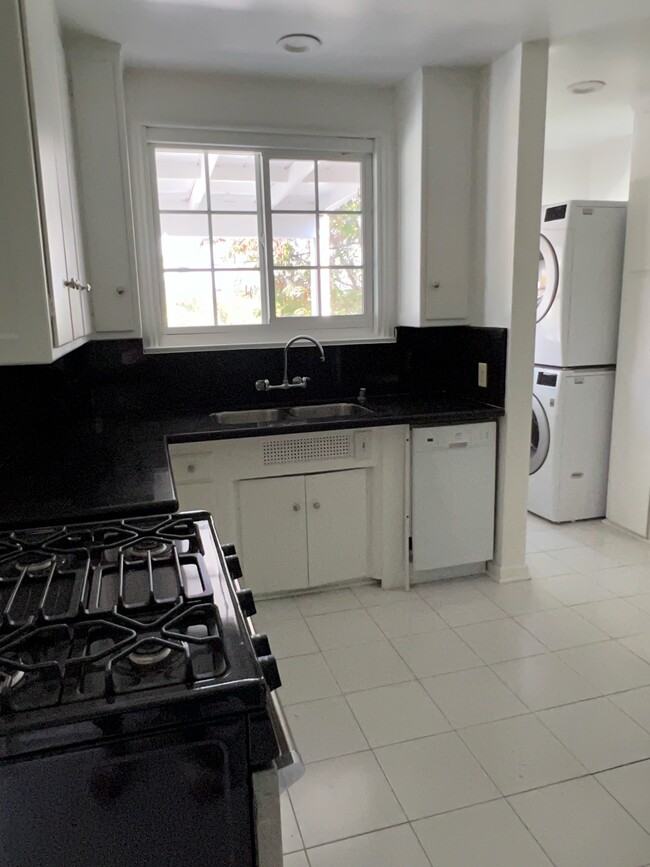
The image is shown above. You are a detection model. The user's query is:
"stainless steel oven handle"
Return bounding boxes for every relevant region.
[234,576,305,791]
[267,689,305,791]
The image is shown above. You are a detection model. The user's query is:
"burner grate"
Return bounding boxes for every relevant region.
[0,513,237,719]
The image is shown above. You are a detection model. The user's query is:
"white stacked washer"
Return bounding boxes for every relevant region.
[529,201,626,522]
[529,367,616,523]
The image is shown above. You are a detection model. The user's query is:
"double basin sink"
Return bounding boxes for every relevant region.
[210,402,375,426]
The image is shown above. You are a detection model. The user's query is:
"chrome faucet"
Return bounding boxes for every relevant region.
[256,335,326,391]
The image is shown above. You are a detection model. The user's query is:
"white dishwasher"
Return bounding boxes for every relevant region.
[412,422,496,571]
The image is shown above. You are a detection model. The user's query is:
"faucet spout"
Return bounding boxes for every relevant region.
[282,335,325,384]
[255,335,326,392]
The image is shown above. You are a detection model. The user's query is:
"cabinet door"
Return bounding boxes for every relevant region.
[306,470,369,587]
[21,0,90,345]
[21,0,72,347]
[54,24,92,338]
[421,70,473,322]
[238,476,309,594]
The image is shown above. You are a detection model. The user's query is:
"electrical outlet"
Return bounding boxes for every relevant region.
[478,362,488,388]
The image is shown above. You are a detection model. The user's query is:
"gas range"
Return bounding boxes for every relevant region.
[0,511,296,866]
[0,512,279,737]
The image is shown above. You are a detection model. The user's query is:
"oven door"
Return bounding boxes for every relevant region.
[0,719,255,867]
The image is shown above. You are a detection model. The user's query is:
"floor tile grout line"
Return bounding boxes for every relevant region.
[454,712,591,799]
[592,760,650,839]
[529,695,650,776]
[285,784,308,855]
[299,818,434,865]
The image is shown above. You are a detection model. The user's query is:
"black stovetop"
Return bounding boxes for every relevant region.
[0,512,272,740]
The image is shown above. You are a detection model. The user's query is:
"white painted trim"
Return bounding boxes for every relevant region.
[131,122,394,351]
[142,333,396,353]
[410,562,487,583]
[486,560,531,583]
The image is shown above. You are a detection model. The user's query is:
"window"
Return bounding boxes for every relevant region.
[143,129,376,346]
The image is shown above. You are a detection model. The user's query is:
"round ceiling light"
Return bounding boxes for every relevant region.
[277,33,322,54]
[567,80,606,95]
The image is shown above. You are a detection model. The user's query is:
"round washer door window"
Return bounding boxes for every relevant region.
[530,394,551,475]
[537,234,559,323]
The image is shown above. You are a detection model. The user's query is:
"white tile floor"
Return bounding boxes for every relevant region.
[262,514,650,866]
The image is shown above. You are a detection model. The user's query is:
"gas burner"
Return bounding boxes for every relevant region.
[127,643,173,667]
[123,539,173,562]
[13,553,56,574]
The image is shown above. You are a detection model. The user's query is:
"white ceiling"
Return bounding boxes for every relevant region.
[545,18,650,150]
[55,0,650,84]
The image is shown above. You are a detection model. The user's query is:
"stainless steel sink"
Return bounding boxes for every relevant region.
[210,408,288,425]
[287,403,375,420]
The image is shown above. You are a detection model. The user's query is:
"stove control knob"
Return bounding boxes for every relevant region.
[225,554,243,581]
[258,655,282,691]
[237,588,257,618]
[251,633,272,657]
[221,543,237,557]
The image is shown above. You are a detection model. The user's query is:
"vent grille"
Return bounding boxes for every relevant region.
[263,434,352,465]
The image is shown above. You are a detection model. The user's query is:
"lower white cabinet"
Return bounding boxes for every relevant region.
[238,470,369,594]
[239,476,309,594]
[168,425,409,595]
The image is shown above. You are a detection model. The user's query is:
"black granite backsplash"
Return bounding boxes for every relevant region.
[0,326,506,462]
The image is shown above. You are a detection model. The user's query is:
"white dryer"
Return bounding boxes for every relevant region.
[536,201,627,368]
[528,366,616,523]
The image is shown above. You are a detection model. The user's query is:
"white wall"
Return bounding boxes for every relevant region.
[124,66,398,334]
[607,107,650,536]
[474,40,549,581]
[542,136,632,205]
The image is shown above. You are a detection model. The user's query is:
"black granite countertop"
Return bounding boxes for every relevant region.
[0,394,503,530]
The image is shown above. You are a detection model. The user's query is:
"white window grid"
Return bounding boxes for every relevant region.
[146,131,375,337]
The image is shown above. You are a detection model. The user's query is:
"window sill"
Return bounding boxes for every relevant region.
[143,329,396,353]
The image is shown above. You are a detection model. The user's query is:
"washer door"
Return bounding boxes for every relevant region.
[530,394,551,475]
[537,234,559,323]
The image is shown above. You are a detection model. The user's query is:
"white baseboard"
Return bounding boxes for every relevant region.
[409,562,486,585]
[486,561,531,583]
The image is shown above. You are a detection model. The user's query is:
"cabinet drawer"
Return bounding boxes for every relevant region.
[172,453,213,484]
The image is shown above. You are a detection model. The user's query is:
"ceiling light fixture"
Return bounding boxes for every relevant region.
[277,33,322,54]
[567,80,606,95]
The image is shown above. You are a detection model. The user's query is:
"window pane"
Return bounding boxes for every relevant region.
[155,149,206,211]
[159,213,211,269]
[164,272,214,327]
[318,160,362,212]
[209,151,257,212]
[215,271,262,325]
[274,269,317,317]
[270,159,316,210]
[272,214,317,267]
[319,213,362,267]
[211,214,260,268]
[322,268,364,316]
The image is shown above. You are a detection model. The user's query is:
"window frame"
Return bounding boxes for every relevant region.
[139,126,381,349]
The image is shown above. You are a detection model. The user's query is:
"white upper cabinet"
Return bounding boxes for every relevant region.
[66,37,141,335]
[0,0,91,365]
[397,68,477,326]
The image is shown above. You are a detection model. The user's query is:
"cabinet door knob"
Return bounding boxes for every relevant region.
[431,281,441,289]
[187,464,196,473]
[64,278,92,292]
[313,501,321,510]
[292,503,301,512]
